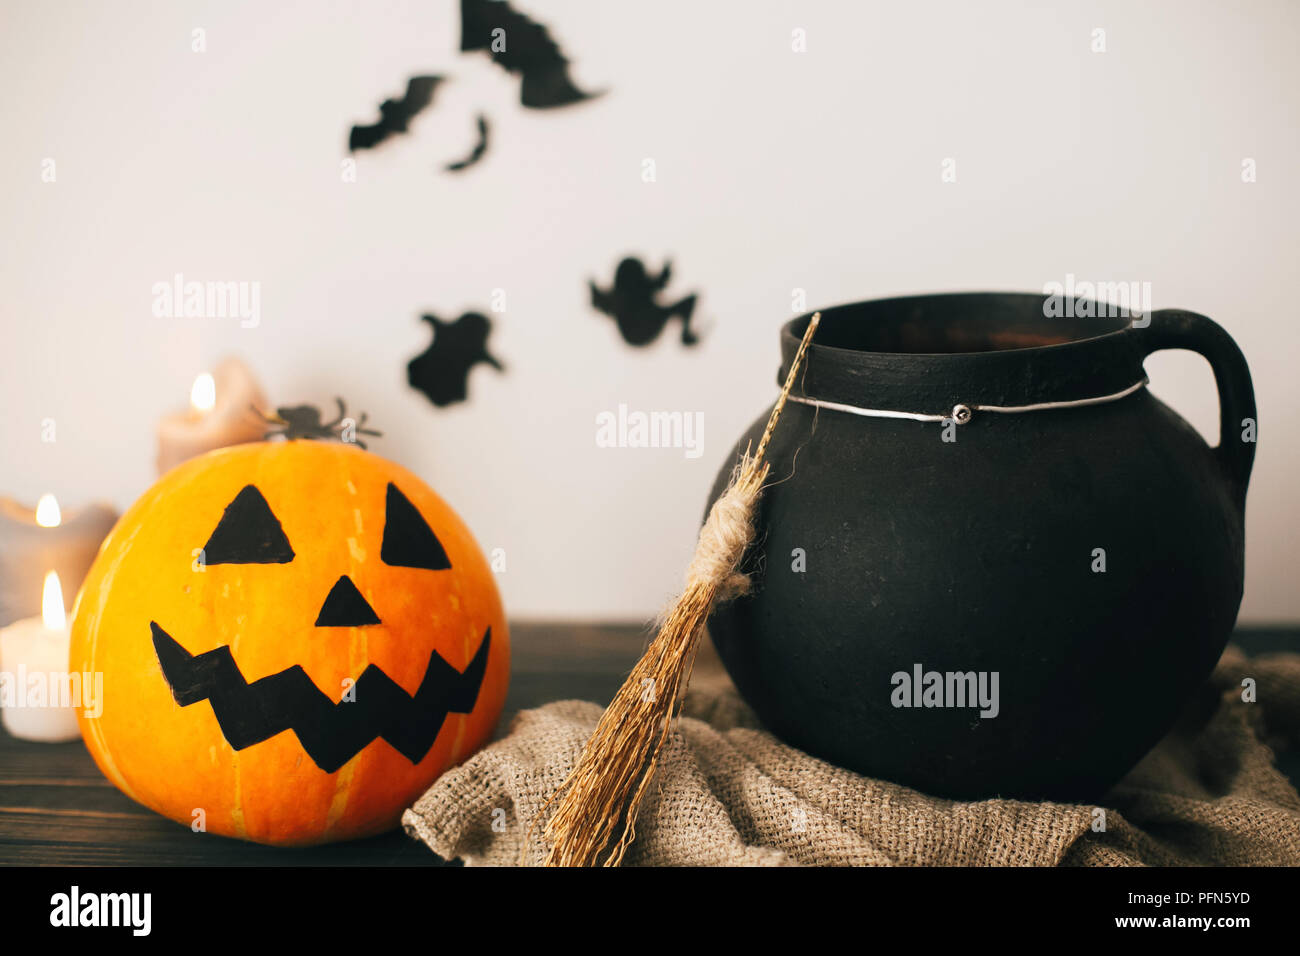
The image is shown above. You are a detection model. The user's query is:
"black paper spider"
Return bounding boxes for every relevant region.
[258,398,382,449]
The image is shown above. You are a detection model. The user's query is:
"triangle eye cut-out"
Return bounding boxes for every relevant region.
[315,575,381,627]
[381,483,451,570]
[202,485,295,565]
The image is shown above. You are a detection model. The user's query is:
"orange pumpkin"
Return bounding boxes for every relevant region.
[70,441,509,846]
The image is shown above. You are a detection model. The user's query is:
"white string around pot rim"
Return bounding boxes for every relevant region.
[787,376,1150,425]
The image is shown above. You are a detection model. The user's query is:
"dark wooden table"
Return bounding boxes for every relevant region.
[0,621,649,866]
[1,623,1295,867]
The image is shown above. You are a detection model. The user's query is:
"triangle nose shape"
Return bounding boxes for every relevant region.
[315,575,381,627]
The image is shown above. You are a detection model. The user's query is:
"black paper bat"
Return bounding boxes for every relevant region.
[349,75,445,151]
[408,312,505,407]
[460,0,601,108]
[152,622,491,773]
[590,257,700,347]
[445,115,490,171]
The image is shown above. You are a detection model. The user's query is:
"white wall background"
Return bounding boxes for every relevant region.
[1,0,1296,622]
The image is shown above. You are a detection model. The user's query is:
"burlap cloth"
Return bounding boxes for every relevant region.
[403,642,1300,866]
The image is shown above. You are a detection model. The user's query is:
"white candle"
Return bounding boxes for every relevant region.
[0,571,83,742]
[0,492,118,628]
[156,357,268,475]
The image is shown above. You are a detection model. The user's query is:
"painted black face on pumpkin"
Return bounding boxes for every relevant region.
[151,481,490,773]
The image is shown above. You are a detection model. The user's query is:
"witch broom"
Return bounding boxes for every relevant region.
[535,312,821,866]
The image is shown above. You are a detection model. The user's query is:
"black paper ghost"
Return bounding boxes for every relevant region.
[590,257,700,347]
[407,312,505,407]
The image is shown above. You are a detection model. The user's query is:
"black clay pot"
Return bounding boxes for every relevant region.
[706,292,1256,802]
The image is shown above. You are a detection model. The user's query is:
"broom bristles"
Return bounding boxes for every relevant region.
[534,313,820,867]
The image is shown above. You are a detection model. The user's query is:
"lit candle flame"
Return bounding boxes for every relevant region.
[191,372,217,413]
[35,493,62,528]
[42,571,67,631]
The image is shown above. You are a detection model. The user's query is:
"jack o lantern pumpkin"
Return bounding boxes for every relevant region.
[70,440,509,846]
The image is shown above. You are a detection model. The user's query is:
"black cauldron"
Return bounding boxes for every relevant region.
[706,292,1256,801]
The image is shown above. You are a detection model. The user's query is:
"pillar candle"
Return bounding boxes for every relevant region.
[0,571,82,742]
[0,494,118,628]
[156,357,268,475]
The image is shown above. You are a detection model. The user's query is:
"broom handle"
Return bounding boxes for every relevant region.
[753,312,820,463]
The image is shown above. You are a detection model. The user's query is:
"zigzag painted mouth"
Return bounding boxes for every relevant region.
[150,622,490,773]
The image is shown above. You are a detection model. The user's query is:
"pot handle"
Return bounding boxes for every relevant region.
[1135,309,1256,506]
